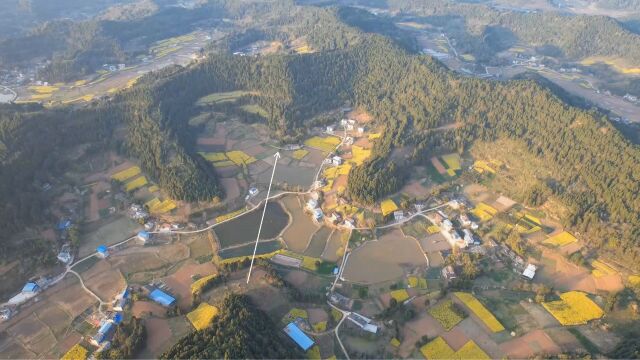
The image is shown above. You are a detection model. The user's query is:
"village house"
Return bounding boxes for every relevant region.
[522,264,537,280]
[326,125,335,134]
[394,211,405,222]
[97,245,109,258]
[307,198,318,210]
[332,156,343,166]
[348,312,378,334]
[442,265,457,280]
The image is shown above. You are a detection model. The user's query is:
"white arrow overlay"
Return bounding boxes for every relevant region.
[246,152,281,283]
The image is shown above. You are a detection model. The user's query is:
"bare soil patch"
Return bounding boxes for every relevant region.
[419,233,451,252]
[456,317,502,358]
[463,184,491,204]
[79,259,125,301]
[346,108,374,123]
[145,317,172,356]
[322,230,345,262]
[305,227,332,257]
[281,195,318,252]
[163,261,217,310]
[308,308,329,324]
[132,301,167,318]
[401,180,430,198]
[342,229,427,284]
[499,329,561,358]
[220,178,241,201]
[399,314,444,357]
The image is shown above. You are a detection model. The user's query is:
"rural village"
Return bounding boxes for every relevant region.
[0,96,634,359]
[1,2,640,359]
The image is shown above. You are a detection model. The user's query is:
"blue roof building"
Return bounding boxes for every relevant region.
[97,245,109,258]
[92,321,115,345]
[22,282,40,293]
[283,322,314,351]
[137,231,150,242]
[57,220,72,230]
[113,312,123,324]
[149,289,176,307]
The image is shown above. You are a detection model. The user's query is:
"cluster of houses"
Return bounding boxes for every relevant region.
[429,208,480,250]
[1,279,51,321]
[326,118,366,138]
[102,63,126,72]
[306,194,355,229]
[91,287,130,348]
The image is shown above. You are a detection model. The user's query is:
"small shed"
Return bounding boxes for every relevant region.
[522,264,537,280]
[137,231,150,242]
[97,245,109,258]
[283,322,314,351]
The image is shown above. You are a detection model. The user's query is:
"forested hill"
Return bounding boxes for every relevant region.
[385,0,640,66]
[161,294,301,359]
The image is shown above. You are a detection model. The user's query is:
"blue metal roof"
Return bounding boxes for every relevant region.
[149,289,176,307]
[97,245,108,253]
[98,320,114,334]
[57,220,72,230]
[113,312,123,324]
[138,231,150,239]
[22,282,39,293]
[121,287,130,299]
[284,322,314,351]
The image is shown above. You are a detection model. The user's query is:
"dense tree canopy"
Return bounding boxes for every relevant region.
[161,294,301,359]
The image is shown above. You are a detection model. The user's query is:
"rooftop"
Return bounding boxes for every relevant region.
[283,322,314,351]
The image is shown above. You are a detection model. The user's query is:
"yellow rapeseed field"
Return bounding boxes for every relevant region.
[390,338,401,347]
[454,340,490,359]
[427,225,440,234]
[544,231,577,247]
[629,275,640,286]
[292,149,309,160]
[304,136,340,152]
[125,176,148,191]
[350,146,371,165]
[420,337,490,360]
[150,199,177,213]
[191,274,218,295]
[473,160,496,174]
[390,289,410,302]
[282,307,308,323]
[471,202,498,222]
[226,150,257,166]
[368,132,381,140]
[454,292,505,332]
[380,199,399,216]
[312,321,327,332]
[441,153,461,170]
[29,85,58,94]
[145,198,161,209]
[148,185,160,193]
[112,166,141,181]
[591,259,617,278]
[542,291,603,326]
[215,208,245,223]
[199,152,228,162]
[408,276,427,289]
[212,160,236,168]
[420,337,455,359]
[307,345,321,359]
[187,303,219,330]
[61,344,88,360]
[428,300,464,331]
